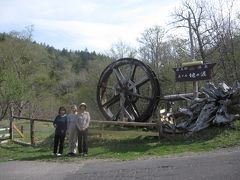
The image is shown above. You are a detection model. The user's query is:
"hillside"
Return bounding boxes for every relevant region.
[0,32,112,119]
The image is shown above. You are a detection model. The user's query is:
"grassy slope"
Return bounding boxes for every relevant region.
[0,120,240,162]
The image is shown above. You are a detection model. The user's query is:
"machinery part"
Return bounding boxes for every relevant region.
[97,58,160,122]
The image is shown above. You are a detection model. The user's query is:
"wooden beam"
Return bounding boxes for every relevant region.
[0,128,10,131]
[163,93,193,101]
[0,140,9,144]
[0,133,10,138]
[13,123,24,138]
[182,61,203,66]
[12,139,31,146]
[12,116,157,128]
[91,120,157,127]
[12,116,53,122]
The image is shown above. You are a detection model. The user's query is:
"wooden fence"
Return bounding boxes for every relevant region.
[0,127,10,144]
[10,116,162,146]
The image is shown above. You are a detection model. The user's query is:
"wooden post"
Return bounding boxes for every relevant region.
[158,120,163,141]
[30,119,35,146]
[100,123,103,138]
[21,125,24,134]
[9,116,13,140]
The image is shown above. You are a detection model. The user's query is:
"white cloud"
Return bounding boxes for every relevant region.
[0,0,187,52]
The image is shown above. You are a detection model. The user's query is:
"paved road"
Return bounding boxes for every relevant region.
[0,147,240,180]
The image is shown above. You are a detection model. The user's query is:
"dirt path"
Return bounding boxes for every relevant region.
[0,147,240,180]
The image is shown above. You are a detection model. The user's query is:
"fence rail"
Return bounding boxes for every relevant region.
[0,127,10,144]
[0,127,10,131]
[12,116,157,127]
[10,116,162,146]
[12,116,53,122]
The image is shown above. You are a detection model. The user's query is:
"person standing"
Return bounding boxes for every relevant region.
[67,105,79,156]
[76,103,90,156]
[53,106,67,156]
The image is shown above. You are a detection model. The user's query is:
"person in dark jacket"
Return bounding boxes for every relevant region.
[53,106,67,156]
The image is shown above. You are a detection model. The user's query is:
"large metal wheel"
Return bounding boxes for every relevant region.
[97,58,160,122]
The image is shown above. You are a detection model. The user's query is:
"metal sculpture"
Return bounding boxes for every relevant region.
[97,58,160,122]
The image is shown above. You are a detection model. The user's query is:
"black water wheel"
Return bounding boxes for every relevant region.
[97,58,160,122]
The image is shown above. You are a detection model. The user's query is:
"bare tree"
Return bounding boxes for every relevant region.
[0,101,9,121]
[137,25,166,68]
[171,0,209,62]
[108,40,137,60]
[171,0,240,83]
[207,0,239,82]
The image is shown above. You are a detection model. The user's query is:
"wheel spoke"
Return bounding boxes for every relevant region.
[127,64,137,81]
[100,84,115,90]
[136,76,150,88]
[112,108,121,121]
[127,91,152,101]
[100,82,116,97]
[126,100,140,119]
[129,76,150,89]
[123,107,135,121]
[102,95,120,108]
[113,68,125,87]
[131,103,140,117]
[119,93,126,120]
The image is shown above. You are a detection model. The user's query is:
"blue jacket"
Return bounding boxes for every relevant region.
[53,115,67,135]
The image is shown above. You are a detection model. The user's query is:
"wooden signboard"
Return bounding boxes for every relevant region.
[173,63,216,82]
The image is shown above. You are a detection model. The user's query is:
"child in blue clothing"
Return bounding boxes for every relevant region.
[53,106,67,156]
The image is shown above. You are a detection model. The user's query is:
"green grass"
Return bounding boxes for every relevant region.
[0,120,240,162]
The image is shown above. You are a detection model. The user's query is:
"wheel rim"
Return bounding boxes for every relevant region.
[97,58,160,122]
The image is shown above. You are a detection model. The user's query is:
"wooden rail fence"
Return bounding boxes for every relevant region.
[10,116,162,146]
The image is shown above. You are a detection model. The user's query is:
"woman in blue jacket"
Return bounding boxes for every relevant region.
[53,106,67,156]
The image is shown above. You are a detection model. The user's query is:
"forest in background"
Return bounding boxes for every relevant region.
[0,0,240,120]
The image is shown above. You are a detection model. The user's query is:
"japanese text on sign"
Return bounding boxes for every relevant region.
[173,63,215,82]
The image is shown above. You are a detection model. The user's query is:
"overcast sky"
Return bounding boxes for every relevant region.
[0,0,222,53]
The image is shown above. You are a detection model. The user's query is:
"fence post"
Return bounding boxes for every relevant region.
[9,116,14,140]
[30,119,35,146]
[157,120,163,141]
[100,123,104,138]
[21,125,24,134]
